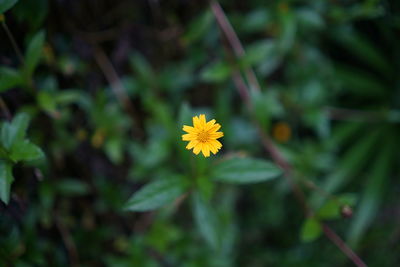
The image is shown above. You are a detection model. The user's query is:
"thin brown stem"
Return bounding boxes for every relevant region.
[323,224,367,267]
[1,21,24,64]
[211,2,367,266]
[92,46,138,122]
[0,97,12,121]
[55,214,80,267]
[210,1,261,93]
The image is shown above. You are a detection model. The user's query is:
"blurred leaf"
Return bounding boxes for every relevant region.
[0,0,18,13]
[104,137,123,164]
[317,199,341,220]
[279,10,296,53]
[129,53,156,88]
[12,0,47,29]
[9,140,44,162]
[335,64,386,97]
[124,176,188,212]
[240,9,270,33]
[242,40,277,67]
[200,61,231,83]
[24,30,45,78]
[183,10,213,44]
[56,179,90,196]
[332,27,390,74]
[0,67,23,92]
[211,157,282,184]
[0,160,13,204]
[311,128,381,207]
[348,139,395,246]
[37,91,57,114]
[300,216,322,243]
[311,130,381,206]
[1,113,30,150]
[192,192,219,250]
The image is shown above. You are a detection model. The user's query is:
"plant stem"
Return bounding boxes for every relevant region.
[1,21,24,64]
[211,2,367,266]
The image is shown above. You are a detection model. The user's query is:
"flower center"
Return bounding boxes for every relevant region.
[197,130,210,143]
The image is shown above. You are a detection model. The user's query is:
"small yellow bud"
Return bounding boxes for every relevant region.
[0,14,5,22]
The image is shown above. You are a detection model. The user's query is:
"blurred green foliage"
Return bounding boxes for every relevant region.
[1,0,400,266]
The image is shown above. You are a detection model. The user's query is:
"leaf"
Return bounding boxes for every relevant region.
[0,0,18,13]
[56,179,90,196]
[200,61,231,83]
[300,216,322,243]
[37,91,57,113]
[1,113,30,150]
[348,140,395,246]
[183,10,213,44]
[124,176,188,212]
[192,192,219,250]
[9,140,44,162]
[317,199,341,220]
[211,157,282,184]
[241,40,277,67]
[0,67,23,92]
[0,160,13,204]
[311,129,381,207]
[24,30,45,78]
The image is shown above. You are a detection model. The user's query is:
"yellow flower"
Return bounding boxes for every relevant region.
[182,114,223,157]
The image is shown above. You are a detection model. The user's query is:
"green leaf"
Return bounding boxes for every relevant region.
[317,199,341,220]
[37,91,57,113]
[1,113,30,150]
[0,67,23,92]
[192,192,219,250]
[183,10,213,44]
[0,0,18,13]
[24,30,45,78]
[9,140,44,162]
[300,216,322,243]
[124,176,188,212]
[211,157,282,184]
[200,61,231,83]
[56,179,90,196]
[0,160,13,204]
[348,140,395,246]
[241,40,277,67]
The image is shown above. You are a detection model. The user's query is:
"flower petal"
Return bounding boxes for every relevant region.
[211,140,222,149]
[182,133,195,141]
[183,125,196,134]
[205,119,216,130]
[199,114,207,128]
[193,143,202,155]
[202,144,210,157]
[209,123,221,132]
[193,116,201,128]
[186,140,198,149]
[209,131,224,139]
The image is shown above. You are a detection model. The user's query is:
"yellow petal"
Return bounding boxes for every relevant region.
[186,140,198,149]
[202,144,210,157]
[182,133,195,141]
[193,116,201,128]
[193,144,202,155]
[183,125,196,134]
[205,119,216,130]
[199,114,207,128]
[211,140,222,149]
[209,132,224,139]
[208,142,218,154]
[209,123,221,132]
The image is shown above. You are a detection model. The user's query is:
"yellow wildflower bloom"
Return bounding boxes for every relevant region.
[182,114,223,157]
